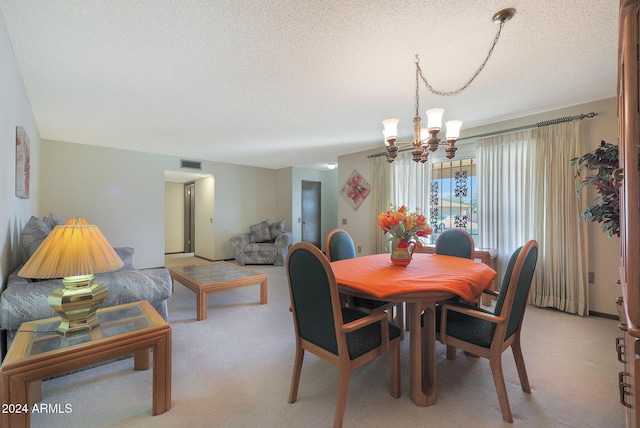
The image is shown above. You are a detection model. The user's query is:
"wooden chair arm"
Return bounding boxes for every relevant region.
[440,303,506,324]
[482,289,499,297]
[342,311,390,356]
[342,311,388,332]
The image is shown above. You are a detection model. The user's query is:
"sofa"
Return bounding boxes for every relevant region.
[230,219,294,266]
[0,215,172,349]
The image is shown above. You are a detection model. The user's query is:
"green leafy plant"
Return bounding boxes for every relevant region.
[571,140,620,237]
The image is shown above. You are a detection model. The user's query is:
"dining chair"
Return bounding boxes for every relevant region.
[429,240,538,423]
[326,228,404,338]
[433,228,476,312]
[435,228,475,259]
[286,242,401,428]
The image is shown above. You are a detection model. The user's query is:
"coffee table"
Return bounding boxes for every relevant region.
[168,262,268,321]
[0,300,171,428]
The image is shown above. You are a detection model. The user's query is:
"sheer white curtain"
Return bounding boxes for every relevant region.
[477,121,588,315]
[370,155,392,254]
[390,151,431,215]
[477,131,536,281]
[370,151,431,253]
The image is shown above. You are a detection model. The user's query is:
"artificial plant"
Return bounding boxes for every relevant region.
[571,140,620,237]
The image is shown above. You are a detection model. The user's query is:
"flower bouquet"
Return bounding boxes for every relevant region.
[378,204,432,248]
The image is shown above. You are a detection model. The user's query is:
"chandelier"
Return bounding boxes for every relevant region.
[382,8,516,163]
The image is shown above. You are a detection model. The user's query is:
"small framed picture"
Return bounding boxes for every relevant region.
[341,169,370,210]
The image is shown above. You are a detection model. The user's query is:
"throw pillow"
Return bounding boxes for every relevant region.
[43,212,64,229]
[270,220,285,240]
[249,220,271,243]
[19,216,51,260]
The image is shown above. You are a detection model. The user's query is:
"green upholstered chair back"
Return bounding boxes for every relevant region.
[493,241,539,340]
[435,229,474,259]
[287,243,340,354]
[493,246,522,316]
[326,229,356,262]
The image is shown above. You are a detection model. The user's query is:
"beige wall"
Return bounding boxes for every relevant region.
[36,138,342,267]
[37,141,295,268]
[338,97,621,316]
[39,141,168,268]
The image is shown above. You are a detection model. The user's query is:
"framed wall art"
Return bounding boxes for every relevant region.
[15,126,30,199]
[341,169,370,210]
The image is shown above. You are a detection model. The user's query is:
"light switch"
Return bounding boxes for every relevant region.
[342,218,347,225]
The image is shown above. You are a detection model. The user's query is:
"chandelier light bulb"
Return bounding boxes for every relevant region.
[445,120,463,140]
[426,108,445,131]
[382,118,399,140]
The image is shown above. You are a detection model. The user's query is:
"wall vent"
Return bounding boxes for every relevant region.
[180,159,202,170]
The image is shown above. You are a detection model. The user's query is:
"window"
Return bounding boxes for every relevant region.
[429,158,477,241]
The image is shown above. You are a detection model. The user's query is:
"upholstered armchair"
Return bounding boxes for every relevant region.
[230,219,294,266]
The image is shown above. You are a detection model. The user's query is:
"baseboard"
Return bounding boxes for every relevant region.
[589,310,618,320]
[192,255,235,262]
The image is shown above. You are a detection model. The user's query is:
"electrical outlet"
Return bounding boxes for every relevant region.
[357,246,361,253]
[342,218,347,225]
[588,272,595,284]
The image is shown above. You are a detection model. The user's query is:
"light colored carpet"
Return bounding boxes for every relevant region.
[29,255,624,427]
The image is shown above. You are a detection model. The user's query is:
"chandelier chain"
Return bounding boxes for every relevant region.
[415,61,420,116]
[416,21,506,97]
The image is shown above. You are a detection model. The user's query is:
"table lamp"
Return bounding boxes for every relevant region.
[18,218,124,335]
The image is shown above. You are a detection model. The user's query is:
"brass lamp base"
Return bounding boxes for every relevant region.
[48,274,108,335]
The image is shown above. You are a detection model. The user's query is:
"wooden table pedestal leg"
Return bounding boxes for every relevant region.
[407,302,437,407]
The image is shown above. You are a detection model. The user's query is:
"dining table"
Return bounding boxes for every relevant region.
[330,252,497,407]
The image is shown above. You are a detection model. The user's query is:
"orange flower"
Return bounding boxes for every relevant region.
[378,203,432,244]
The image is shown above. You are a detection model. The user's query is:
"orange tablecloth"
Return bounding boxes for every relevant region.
[331,253,497,303]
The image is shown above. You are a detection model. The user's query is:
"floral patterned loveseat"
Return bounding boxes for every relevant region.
[230,219,294,266]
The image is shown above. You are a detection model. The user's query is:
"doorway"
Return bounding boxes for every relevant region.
[301,180,321,248]
[165,171,214,258]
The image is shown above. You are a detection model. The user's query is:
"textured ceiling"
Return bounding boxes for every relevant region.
[0,1,619,170]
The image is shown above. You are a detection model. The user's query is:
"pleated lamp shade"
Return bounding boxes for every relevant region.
[18,218,123,279]
[16,218,124,335]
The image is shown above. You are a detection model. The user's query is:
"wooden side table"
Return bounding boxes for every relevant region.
[0,300,171,428]
[415,244,498,305]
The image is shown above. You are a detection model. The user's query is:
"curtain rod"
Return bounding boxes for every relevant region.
[367,112,598,159]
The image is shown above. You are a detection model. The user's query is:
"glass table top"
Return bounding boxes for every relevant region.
[171,262,263,284]
[20,304,152,357]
